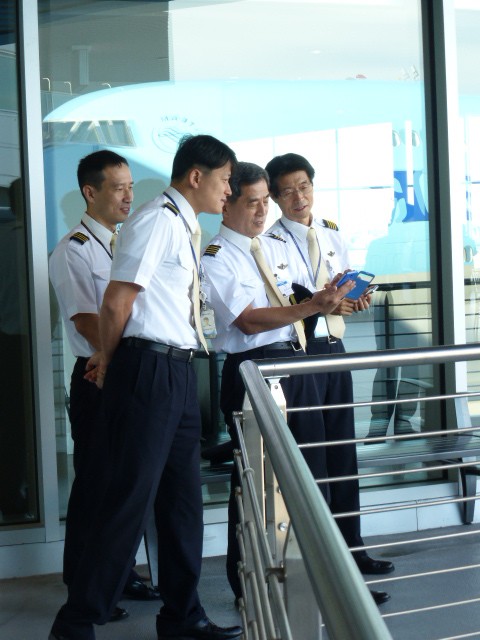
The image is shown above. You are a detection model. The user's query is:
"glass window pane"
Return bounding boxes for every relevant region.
[41,0,432,502]
[457,4,480,419]
[0,11,38,525]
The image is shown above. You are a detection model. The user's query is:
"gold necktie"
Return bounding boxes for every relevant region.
[307,227,345,339]
[191,224,209,354]
[110,230,118,255]
[250,236,306,351]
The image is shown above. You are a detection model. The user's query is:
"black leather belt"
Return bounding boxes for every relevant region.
[121,337,196,363]
[310,335,338,344]
[240,341,303,358]
[265,341,302,351]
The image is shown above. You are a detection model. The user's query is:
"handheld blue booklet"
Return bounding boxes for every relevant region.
[336,270,375,300]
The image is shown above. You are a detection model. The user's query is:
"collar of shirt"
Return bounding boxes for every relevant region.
[81,212,114,247]
[219,223,254,254]
[164,186,198,234]
[280,215,311,243]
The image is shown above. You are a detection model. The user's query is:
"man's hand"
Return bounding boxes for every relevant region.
[331,297,356,316]
[353,292,372,312]
[84,351,107,389]
[309,278,355,315]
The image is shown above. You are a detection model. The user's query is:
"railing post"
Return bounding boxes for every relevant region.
[239,399,268,636]
[264,378,290,565]
[241,397,265,528]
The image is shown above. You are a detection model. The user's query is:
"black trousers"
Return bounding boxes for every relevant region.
[54,343,205,640]
[63,357,110,585]
[64,358,142,588]
[306,339,364,552]
[222,340,366,598]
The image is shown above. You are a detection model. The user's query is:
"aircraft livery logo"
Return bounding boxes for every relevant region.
[152,115,199,153]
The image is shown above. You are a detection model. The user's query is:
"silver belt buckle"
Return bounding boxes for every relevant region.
[327,335,337,344]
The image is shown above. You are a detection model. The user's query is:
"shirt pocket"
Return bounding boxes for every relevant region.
[92,267,110,282]
[164,246,193,287]
[240,276,269,307]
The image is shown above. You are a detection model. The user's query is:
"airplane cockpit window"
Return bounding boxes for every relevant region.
[43,120,135,147]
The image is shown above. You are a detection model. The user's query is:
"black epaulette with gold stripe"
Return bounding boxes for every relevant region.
[203,244,221,257]
[322,219,339,231]
[70,231,89,245]
[265,233,286,242]
[164,201,180,216]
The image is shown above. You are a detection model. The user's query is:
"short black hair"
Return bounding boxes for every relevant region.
[171,134,237,180]
[265,153,315,196]
[228,162,269,203]
[77,150,129,200]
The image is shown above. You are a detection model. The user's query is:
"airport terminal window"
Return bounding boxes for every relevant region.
[0,12,38,525]
[457,6,480,418]
[40,0,435,509]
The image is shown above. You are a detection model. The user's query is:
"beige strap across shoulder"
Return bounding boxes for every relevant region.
[250,237,306,351]
[307,227,345,340]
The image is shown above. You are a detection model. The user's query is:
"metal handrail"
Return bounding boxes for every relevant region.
[253,343,480,378]
[239,358,392,640]
[239,343,480,639]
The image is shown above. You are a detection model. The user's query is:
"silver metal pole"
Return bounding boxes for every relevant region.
[239,359,392,640]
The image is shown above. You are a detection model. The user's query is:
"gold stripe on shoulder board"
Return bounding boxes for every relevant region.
[70,231,89,244]
[203,244,221,257]
[164,201,180,216]
[322,219,339,231]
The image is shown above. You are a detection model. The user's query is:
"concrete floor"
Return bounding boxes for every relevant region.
[0,555,240,640]
[3,526,480,639]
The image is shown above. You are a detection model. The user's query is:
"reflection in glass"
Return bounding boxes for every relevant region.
[457,7,480,414]
[0,39,37,524]
[40,0,432,495]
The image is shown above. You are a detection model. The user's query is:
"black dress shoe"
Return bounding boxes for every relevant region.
[123,579,162,600]
[109,606,129,622]
[157,616,242,639]
[201,441,235,465]
[355,554,395,575]
[371,590,391,605]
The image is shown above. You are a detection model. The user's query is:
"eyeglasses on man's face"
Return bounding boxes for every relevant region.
[277,181,313,200]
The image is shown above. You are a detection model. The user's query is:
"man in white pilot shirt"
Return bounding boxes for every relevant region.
[200,161,354,605]
[265,152,395,603]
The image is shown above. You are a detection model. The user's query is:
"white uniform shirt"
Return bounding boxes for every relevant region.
[266,215,351,336]
[49,213,113,357]
[267,215,350,284]
[200,224,296,354]
[111,186,199,350]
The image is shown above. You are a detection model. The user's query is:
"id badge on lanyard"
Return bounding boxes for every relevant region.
[199,273,217,338]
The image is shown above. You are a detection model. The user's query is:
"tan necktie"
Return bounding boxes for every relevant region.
[110,230,118,255]
[191,224,209,354]
[250,237,306,351]
[307,227,345,339]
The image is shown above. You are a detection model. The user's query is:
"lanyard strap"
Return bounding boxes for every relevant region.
[279,220,319,287]
[163,192,199,274]
[81,221,112,260]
